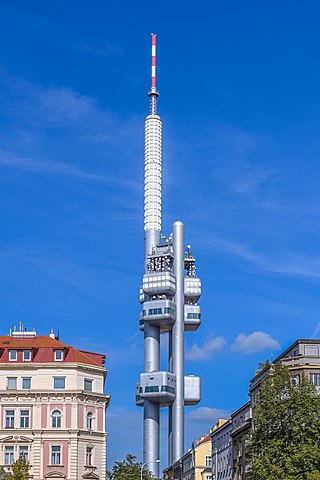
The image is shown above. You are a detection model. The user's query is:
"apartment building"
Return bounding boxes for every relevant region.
[211,420,232,480]
[230,403,251,480]
[163,434,212,480]
[250,339,320,412]
[0,325,110,480]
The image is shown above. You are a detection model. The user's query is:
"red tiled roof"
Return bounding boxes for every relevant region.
[0,336,106,367]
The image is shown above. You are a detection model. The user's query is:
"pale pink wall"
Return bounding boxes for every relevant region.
[50,404,63,412]
[41,404,47,429]
[65,404,71,428]
[78,404,84,429]
[98,407,103,432]
[43,440,68,478]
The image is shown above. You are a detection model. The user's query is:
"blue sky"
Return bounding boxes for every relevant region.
[1,0,320,470]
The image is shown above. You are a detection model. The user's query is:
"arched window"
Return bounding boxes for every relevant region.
[86,412,93,430]
[52,410,62,428]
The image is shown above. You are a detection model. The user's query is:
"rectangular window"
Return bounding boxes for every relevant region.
[84,379,93,392]
[7,377,17,390]
[5,410,14,428]
[86,447,93,466]
[23,350,31,361]
[206,456,212,467]
[310,373,320,386]
[5,446,14,465]
[9,350,17,361]
[20,410,30,428]
[53,377,65,389]
[51,446,61,465]
[54,350,63,361]
[19,446,28,462]
[22,377,31,390]
[305,345,319,356]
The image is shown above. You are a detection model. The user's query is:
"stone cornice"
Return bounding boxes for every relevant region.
[0,390,110,405]
[0,362,105,374]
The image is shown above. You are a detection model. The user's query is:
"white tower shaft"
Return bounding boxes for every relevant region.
[144,114,162,233]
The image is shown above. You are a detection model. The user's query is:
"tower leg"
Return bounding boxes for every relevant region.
[168,331,173,465]
[143,321,160,477]
[172,221,185,462]
[144,400,160,478]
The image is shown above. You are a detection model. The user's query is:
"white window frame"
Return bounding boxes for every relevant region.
[7,377,17,390]
[22,377,31,390]
[86,446,93,466]
[53,377,66,390]
[84,378,93,392]
[23,350,31,361]
[205,455,212,467]
[9,350,17,361]
[51,445,61,465]
[19,446,29,462]
[5,446,14,465]
[52,410,62,428]
[86,412,94,430]
[54,350,63,361]
[5,410,15,428]
[20,410,30,428]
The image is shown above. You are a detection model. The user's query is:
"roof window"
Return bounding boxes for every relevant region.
[54,350,63,361]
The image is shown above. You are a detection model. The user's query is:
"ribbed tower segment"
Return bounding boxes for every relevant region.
[144,114,162,233]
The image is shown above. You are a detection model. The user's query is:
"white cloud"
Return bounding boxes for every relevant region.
[0,149,137,188]
[232,331,280,354]
[189,407,230,422]
[186,336,226,361]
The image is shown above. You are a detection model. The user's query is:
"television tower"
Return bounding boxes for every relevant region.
[136,34,202,477]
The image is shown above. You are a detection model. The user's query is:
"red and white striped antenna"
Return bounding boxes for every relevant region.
[149,33,159,114]
[151,33,157,93]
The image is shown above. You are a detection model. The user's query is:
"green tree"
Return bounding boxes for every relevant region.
[107,454,156,480]
[10,456,29,480]
[247,362,320,480]
[0,467,10,480]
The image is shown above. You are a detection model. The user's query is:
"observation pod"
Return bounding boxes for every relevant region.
[136,374,201,407]
[184,304,202,331]
[143,272,176,297]
[184,375,201,406]
[138,371,176,406]
[184,276,201,304]
[141,299,176,330]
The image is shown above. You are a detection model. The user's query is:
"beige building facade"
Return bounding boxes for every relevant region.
[0,326,110,480]
[164,434,212,480]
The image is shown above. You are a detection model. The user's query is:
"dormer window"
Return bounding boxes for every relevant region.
[23,350,31,361]
[9,350,17,361]
[54,350,63,361]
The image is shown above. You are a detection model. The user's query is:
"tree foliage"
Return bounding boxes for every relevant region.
[10,456,29,480]
[0,467,10,480]
[247,362,320,480]
[107,454,157,480]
